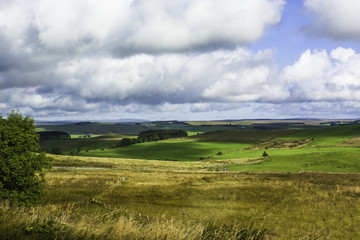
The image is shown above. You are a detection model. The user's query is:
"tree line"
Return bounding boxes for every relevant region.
[118,129,188,147]
[38,131,71,140]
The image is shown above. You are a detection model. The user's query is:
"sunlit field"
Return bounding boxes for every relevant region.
[2,123,360,239]
[2,165,359,239]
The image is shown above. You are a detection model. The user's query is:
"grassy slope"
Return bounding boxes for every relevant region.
[41,124,360,172]
[3,125,360,239]
[279,124,360,146]
[77,141,250,161]
[188,129,295,143]
[3,169,359,239]
[40,138,121,153]
[225,151,360,172]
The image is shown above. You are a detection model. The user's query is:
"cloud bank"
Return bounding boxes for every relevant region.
[1,0,360,120]
[0,0,285,55]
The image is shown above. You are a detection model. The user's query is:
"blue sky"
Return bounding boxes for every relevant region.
[252,0,360,67]
[1,0,360,121]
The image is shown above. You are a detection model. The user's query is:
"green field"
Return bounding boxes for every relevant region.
[39,124,360,173]
[279,124,360,146]
[2,162,360,239]
[224,150,360,172]
[9,122,357,239]
[77,141,250,161]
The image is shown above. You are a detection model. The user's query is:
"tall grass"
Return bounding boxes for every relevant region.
[2,166,360,239]
[0,201,265,240]
[26,169,360,239]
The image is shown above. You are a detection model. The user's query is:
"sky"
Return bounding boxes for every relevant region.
[1,0,360,121]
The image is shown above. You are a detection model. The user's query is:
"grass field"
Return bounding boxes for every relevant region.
[77,141,250,161]
[279,124,360,146]
[9,123,357,239]
[223,150,360,172]
[1,165,359,239]
[40,124,360,172]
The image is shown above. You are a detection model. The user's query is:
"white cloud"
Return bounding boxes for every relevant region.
[201,49,289,103]
[2,0,360,120]
[0,0,284,55]
[190,102,246,112]
[282,47,360,102]
[53,48,288,105]
[304,0,360,40]
[3,46,360,119]
[202,64,288,103]
[0,87,100,114]
[125,0,285,52]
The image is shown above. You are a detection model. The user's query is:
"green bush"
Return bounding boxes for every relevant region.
[0,111,52,205]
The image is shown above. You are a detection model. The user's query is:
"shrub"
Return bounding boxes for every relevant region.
[118,138,137,146]
[0,111,52,205]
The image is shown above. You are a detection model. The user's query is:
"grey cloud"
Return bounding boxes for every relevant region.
[304,0,360,41]
[52,48,287,105]
[1,0,285,56]
[2,0,360,120]
[0,0,285,91]
[275,101,360,118]
[190,102,246,113]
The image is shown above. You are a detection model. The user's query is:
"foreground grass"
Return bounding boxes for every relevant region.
[0,200,265,240]
[22,125,360,239]
[2,168,359,239]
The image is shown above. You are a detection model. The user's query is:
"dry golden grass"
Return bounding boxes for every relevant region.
[38,166,360,239]
[338,136,360,147]
[52,154,254,171]
[2,154,360,239]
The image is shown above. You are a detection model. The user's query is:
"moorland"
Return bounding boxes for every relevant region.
[1,119,360,239]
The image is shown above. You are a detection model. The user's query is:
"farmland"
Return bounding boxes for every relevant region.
[1,120,360,239]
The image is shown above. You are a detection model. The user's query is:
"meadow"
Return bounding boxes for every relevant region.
[41,124,360,173]
[1,121,359,239]
[1,165,359,239]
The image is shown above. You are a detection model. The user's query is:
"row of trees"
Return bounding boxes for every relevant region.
[118,129,188,147]
[38,131,71,140]
[138,129,188,142]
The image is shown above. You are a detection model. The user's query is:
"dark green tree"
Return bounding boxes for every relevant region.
[0,111,52,205]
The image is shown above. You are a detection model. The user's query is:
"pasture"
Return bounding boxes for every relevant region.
[2,122,359,239]
[40,124,360,174]
[1,163,360,239]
